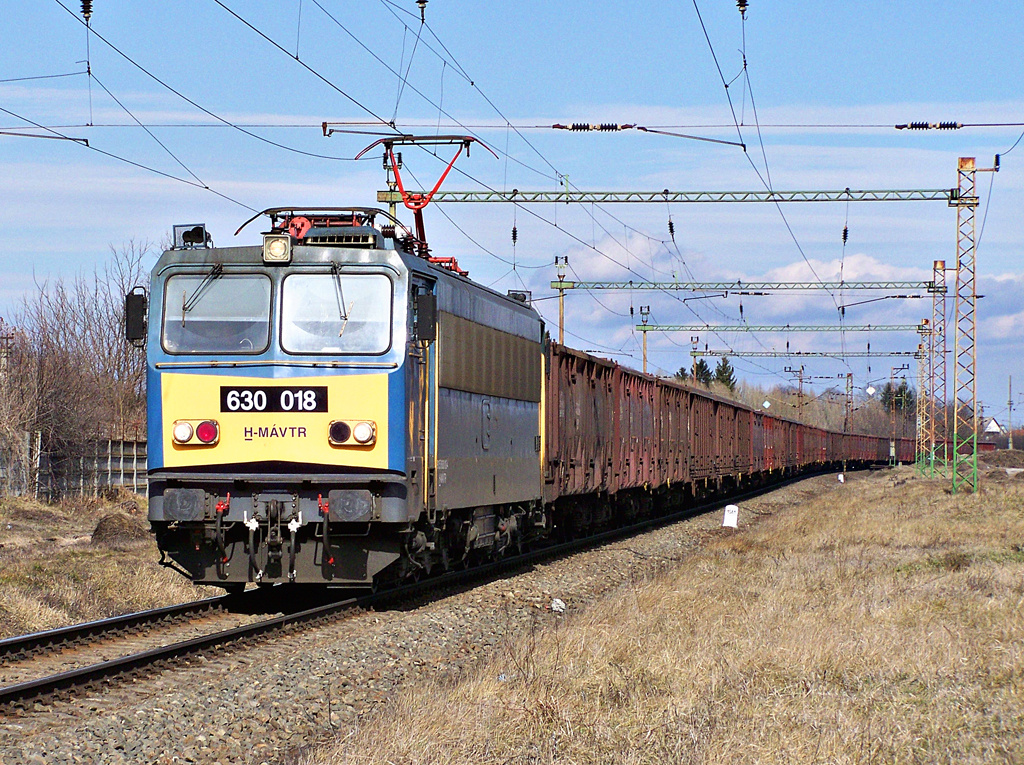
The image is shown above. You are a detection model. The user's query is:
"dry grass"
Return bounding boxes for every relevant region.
[0,492,216,638]
[310,469,1024,764]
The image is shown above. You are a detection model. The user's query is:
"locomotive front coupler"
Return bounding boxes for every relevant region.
[266,500,284,565]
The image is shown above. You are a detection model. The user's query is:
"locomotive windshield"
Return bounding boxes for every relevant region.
[162,273,271,354]
[280,272,393,355]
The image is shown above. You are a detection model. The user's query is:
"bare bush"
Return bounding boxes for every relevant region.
[0,242,151,496]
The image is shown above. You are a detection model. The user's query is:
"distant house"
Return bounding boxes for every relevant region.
[982,418,1006,436]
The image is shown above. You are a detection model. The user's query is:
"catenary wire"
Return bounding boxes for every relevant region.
[0,105,258,212]
[51,0,377,162]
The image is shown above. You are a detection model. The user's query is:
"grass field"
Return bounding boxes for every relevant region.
[0,492,215,639]
[310,467,1024,764]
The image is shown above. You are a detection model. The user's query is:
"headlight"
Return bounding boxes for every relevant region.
[352,421,375,444]
[329,421,352,444]
[172,421,194,443]
[328,420,376,446]
[172,419,219,446]
[263,234,291,263]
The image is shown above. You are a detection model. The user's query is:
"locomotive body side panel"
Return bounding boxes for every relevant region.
[432,277,543,512]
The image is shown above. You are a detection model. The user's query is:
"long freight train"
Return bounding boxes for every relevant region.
[125,208,913,590]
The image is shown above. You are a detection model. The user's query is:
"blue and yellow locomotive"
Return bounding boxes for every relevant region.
[128,208,547,589]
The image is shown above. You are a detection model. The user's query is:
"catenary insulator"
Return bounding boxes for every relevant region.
[82,0,92,20]
[737,0,748,16]
[511,225,518,244]
[842,225,848,244]
[667,218,675,241]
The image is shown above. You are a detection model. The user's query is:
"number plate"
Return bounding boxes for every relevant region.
[220,386,328,413]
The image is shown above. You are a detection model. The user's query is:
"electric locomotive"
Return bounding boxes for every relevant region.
[127,209,547,590]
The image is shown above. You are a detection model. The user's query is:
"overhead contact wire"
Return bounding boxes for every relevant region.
[51,0,369,161]
[0,105,258,212]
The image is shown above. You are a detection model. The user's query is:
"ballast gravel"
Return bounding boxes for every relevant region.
[0,474,838,765]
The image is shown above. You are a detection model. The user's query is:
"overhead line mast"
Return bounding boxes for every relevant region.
[951,157,998,493]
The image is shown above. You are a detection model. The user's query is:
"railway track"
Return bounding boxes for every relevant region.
[0,467,843,710]
[0,595,230,663]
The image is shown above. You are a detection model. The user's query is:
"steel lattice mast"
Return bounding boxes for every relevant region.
[916,338,929,474]
[951,158,991,493]
[929,259,949,477]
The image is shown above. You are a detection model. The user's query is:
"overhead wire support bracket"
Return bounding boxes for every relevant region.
[0,131,89,145]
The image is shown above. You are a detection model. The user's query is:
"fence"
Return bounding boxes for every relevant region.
[0,435,147,501]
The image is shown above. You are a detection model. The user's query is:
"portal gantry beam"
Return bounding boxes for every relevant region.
[689,350,922,359]
[551,280,939,292]
[638,324,924,333]
[379,189,954,204]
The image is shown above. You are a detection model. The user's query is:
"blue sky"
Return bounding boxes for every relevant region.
[2,1,1022,419]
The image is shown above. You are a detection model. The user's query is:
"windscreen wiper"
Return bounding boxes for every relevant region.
[181,263,224,322]
[332,263,352,337]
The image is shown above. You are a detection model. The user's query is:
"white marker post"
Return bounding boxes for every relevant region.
[722,504,739,528]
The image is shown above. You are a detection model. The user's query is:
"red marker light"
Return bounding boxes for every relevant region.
[196,420,219,444]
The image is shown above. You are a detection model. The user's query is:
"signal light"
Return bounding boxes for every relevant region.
[172,419,220,446]
[329,421,351,444]
[196,421,219,444]
[328,420,376,446]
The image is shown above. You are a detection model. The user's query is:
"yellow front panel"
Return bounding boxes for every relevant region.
[161,372,390,469]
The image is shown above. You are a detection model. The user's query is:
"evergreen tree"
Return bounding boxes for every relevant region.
[880,380,916,412]
[693,358,714,386]
[714,356,737,391]
[674,366,689,382]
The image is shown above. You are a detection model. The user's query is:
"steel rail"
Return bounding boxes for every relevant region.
[0,593,362,708]
[0,595,228,661]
